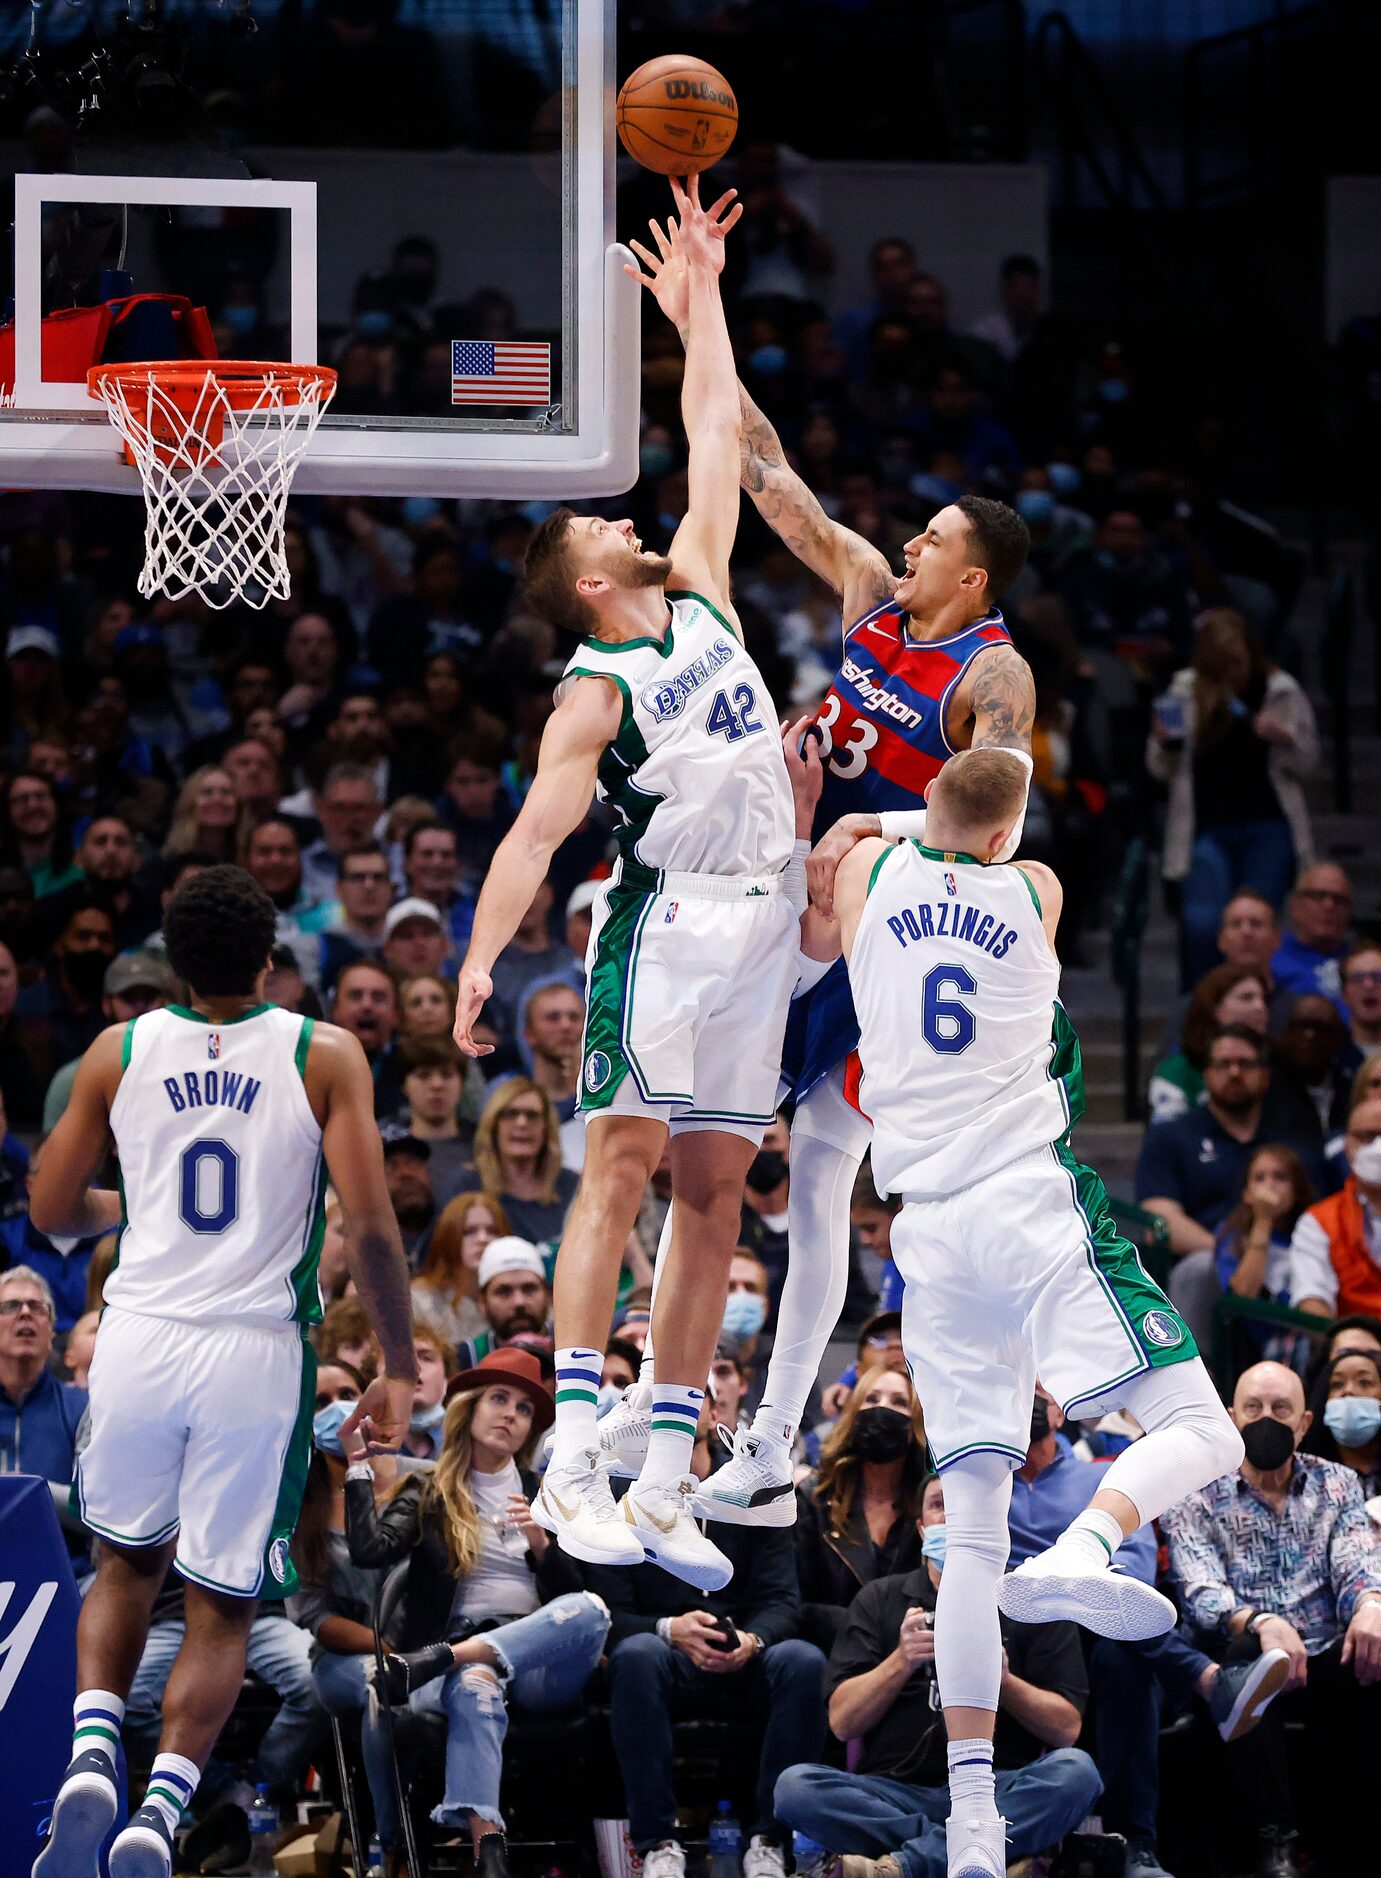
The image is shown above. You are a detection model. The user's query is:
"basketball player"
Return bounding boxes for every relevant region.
[833,750,1243,1878]
[31,866,417,1878]
[617,222,1036,1524]
[452,176,813,1591]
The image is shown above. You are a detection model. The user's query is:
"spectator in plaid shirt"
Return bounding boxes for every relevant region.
[1163,1360,1381,1874]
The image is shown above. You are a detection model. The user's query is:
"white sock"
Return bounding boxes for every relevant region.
[552,1347,602,1463]
[947,1736,998,1821]
[143,1751,200,1832]
[1057,1505,1124,1567]
[748,1408,794,1450]
[72,1689,124,1770]
[638,1385,702,1488]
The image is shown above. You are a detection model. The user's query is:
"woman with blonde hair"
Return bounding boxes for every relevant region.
[794,1362,929,1647]
[471,1077,578,1244]
[1147,608,1318,981]
[161,764,250,861]
[412,1190,512,1344]
[344,1349,609,1876]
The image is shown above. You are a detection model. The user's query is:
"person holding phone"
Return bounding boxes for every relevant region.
[583,1391,829,1878]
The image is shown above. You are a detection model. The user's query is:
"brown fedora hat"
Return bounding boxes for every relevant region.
[443,1345,555,1432]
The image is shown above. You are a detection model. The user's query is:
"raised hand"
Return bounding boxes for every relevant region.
[669,172,741,275]
[625,214,690,330]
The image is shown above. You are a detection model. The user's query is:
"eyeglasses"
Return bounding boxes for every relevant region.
[501,1107,545,1123]
[1346,971,1381,987]
[1297,888,1350,905]
[0,1297,52,1318]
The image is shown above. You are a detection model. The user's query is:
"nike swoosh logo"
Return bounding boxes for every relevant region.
[627,1495,678,1535]
[543,1485,581,1522]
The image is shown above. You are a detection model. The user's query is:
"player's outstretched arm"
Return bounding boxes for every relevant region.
[29,1025,124,1240]
[311,1024,418,1452]
[453,677,619,1055]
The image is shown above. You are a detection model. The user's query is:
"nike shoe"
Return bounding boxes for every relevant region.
[108,1805,175,1878]
[33,1750,118,1878]
[596,1384,654,1478]
[531,1449,646,1566]
[945,1817,1008,1878]
[694,1428,796,1527]
[996,1547,1177,1641]
[622,1476,733,1591]
[1207,1647,1290,1742]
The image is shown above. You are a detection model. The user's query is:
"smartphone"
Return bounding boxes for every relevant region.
[707,1614,740,1653]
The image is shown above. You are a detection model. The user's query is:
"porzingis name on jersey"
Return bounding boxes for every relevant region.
[883,894,1019,959]
[640,638,735,722]
[161,1067,261,1115]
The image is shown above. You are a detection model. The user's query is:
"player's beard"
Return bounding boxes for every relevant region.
[620,550,674,590]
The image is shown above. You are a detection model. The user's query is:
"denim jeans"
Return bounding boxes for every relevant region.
[774,1752,1103,1878]
[410,1591,610,1833]
[312,1650,401,1850]
[607,1632,828,1853]
[125,1613,324,1799]
[1087,1630,1211,1848]
[1180,819,1295,983]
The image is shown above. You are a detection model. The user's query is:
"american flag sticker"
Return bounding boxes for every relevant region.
[944,872,957,897]
[451,340,552,407]
[207,1031,221,1060]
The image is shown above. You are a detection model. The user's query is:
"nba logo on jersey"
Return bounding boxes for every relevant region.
[944,873,957,897]
[207,1031,221,1060]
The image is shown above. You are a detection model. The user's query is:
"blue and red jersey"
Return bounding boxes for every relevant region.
[785,599,1011,1105]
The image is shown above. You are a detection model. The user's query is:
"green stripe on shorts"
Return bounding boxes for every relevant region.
[579,880,655,1112]
[254,1335,317,1601]
[1054,1140,1198,1369]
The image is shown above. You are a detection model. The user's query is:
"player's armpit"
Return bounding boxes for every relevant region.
[963,642,1036,753]
[29,1024,124,1239]
[1015,859,1064,951]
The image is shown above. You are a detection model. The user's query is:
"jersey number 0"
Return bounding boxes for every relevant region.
[179,1139,240,1234]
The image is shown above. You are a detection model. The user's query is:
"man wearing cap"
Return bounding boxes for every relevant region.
[382,898,455,983]
[41,950,177,1132]
[562,881,601,990]
[457,1238,553,1368]
[383,1131,438,1269]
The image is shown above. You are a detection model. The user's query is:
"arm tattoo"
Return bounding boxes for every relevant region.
[967,643,1036,752]
[350,1227,420,1380]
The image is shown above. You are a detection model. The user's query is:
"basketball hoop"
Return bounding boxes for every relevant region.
[87,359,337,610]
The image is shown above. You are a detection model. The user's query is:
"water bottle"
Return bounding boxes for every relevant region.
[708,1801,741,1878]
[793,1832,829,1878]
[365,1834,386,1878]
[246,1783,278,1875]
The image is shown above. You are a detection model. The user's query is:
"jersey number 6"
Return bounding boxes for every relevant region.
[179,1139,240,1234]
[921,964,977,1055]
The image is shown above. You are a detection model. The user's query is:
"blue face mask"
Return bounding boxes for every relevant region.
[721,1290,768,1344]
[1324,1395,1381,1448]
[1015,489,1055,528]
[1046,461,1081,499]
[356,309,393,340]
[402,496,441,528]
[658,510,683,535]
[222,303,258,335]
[640,443,673,480]
[597,1381,624,1420]
[921,1525,948,1570]
[1097,377,1129,404]
[748,344,788,377]
[313,1399,355,1457]
[410,1399,446,1434]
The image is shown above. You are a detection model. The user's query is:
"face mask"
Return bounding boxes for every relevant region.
[1351,1139,1381,1184]
[222,303,258,335]
[640,442,673,479]
[748,344,788,377]
[313,1399,355,1457]
[63,950,109,998]
[1015,489,1054,528]
[410,1399,446,1434]
[657,511,682,535]
[1324,1396,1381,1448]
[356,309,393,340]
[921,1524,948,1570]
[721,1290,768,1343]
[597,1381,624,1420]
[1047,462,1081,498]
[402,497,441,528]
[746,1150,788,1195]
[1240,1414,1296,1471]
[1097,377,1129,404]
[851,1405,912,1463]
[1030,1398,1051,1442]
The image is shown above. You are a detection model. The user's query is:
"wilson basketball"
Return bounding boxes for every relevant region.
[616,56,738,175]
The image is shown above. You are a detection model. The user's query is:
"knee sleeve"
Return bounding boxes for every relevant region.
[754,1131,862,1431]
[933,1451,1014,1714]
[1103,1358,1244,1526]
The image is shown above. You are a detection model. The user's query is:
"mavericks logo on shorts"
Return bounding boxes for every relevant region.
[1140,1309,1184,1350]
[584,1050,613,1094]
[268,1536,290,1583]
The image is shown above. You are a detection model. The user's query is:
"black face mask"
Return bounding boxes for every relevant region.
[851,1405,912,1463]
[1030,1398,1052,1442]
[745,1150,788,1196]
[63,948,110,999]
[1240,1415,1296,1472]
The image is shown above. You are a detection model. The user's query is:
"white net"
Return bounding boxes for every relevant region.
[88,363,337,610]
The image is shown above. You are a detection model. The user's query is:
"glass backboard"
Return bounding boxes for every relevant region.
[0,0,637,496]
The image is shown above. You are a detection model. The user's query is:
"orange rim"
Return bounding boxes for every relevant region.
[88,359,337,414]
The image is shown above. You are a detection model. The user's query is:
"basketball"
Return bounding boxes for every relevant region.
[616,56,738,175]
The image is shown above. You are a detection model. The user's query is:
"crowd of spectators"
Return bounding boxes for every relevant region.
[3,119,1379,1877]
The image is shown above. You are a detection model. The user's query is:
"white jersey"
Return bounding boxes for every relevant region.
[560,589,794,877]
[105,1002,327,1330]
[850,843,1083,1198]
